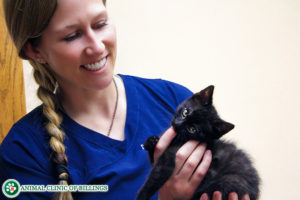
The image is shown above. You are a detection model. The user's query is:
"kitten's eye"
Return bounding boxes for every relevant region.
[187,126,197,134]
[182,108,189,118]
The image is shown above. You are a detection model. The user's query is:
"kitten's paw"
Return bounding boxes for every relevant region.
[144,136,160,151]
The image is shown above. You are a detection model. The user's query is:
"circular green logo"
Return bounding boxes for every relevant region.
[2,179,21,198]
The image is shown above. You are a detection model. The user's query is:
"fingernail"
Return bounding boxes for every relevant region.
[213,191,222,200]
[242,194,250,200]
[200,193,209,200]
[229,192,238,200]
[206,149,212,156]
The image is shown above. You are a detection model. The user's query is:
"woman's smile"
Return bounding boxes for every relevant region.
[81,56,108,71]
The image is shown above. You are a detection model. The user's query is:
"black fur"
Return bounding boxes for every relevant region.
[137,86,260,200]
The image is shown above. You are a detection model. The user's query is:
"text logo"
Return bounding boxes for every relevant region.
[2,179,21,198]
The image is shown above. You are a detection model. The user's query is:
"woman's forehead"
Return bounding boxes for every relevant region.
[47,0,106,31]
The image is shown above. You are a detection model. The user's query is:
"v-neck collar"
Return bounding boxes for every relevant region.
[61,74,140,153]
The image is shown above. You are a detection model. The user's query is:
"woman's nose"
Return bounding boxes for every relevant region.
[84,30,105,56]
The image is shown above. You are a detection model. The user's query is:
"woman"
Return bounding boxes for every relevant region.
[0,0,250,199]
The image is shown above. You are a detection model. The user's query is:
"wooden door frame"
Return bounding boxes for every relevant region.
[0,3,26,143]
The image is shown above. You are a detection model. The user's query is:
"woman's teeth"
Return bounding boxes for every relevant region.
[83,57,107,71]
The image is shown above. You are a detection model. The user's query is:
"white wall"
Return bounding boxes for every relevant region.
[23,0,300,199]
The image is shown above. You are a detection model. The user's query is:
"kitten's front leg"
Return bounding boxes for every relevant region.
[136,148,176,200]
[143,136,160,164]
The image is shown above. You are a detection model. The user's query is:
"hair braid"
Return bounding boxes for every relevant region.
[30,60,73,200]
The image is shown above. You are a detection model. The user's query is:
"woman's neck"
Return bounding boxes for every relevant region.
[57,75,127,140]
[58,76,117,126]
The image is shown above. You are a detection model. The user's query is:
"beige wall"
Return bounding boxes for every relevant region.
[23,0,300,199]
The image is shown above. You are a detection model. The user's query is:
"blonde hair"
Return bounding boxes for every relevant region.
[3,0,106,199]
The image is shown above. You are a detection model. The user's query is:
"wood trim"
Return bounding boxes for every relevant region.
[0,3,26,143]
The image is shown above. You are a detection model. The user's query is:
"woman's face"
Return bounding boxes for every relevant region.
[37,0,117,92]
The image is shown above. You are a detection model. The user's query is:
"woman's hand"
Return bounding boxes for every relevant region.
[155,127,251,200]
[155,127,212,200]
[200,192,250,200]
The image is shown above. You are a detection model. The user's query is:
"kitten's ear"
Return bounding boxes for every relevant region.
[213,120,234,138]
[195,85,214,106]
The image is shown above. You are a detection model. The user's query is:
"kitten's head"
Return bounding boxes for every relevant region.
[172,85,234,142]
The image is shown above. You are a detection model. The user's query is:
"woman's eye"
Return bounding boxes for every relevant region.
[63,22,107,42]
[94,22,108,29]
[64,32,81,42]
[187,126,196,134]
[182,108,189,118]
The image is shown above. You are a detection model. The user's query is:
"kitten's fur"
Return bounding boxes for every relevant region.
[137,86,260,200]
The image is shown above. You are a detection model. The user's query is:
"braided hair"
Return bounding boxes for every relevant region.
[30,60,72,200]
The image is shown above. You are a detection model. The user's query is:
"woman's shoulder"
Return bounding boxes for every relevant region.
[0,105,55,191]
[119,74,193,104]
[0,105,53,178]
[8,105,45,133]
[1,105,48,151]
[119,73,187,87]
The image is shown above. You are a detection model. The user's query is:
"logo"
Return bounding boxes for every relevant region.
[2,179,21,198]
[2,179,109,198]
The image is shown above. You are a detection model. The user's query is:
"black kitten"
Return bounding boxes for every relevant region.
[137,86,260,200]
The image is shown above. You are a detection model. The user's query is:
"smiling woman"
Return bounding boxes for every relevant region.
[26,0,116,92]
[1,0,251,200]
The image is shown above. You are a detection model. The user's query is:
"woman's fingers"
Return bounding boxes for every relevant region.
[173,140,201,175]
[228,192,238,200]
[175,142,208,180]
[200,192,251,200]
[158,140,210,200]
[172,142,211,198]
[189,149,212,185]
[153,127,176,162]
[200,193,209,200]
[229,193,250,200]
[242,194,250,200]
[212,191,222,200]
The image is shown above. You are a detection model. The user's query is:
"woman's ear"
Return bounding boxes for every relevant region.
[23,42,46,64]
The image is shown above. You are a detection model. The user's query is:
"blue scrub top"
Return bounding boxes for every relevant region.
[0,74,193,200]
